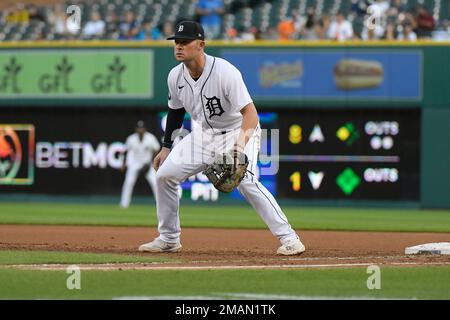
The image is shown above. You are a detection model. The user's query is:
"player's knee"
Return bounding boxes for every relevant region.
[124,177,136,187]
[237,176,255,192]
[156,167,179,184]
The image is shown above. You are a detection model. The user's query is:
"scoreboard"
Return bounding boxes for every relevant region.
[276,109,420,200]
[157,108,420,202]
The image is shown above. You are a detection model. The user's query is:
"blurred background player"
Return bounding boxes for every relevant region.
[120,120,161,208]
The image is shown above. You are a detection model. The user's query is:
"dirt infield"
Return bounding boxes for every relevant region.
[1,225,450,268]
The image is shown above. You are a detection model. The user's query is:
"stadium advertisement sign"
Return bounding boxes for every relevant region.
[221,50,422,101]
[0,109,158,196]
[0,50,153,98]
[0,124,35,185]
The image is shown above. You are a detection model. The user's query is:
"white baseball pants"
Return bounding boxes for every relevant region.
[155,125,298,244]
[120,164,157,208]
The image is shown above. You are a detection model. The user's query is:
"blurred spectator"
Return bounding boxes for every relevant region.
[441,20,450,32]
[291,9,304,37]
[261,26,279,40]
[195,0,225,39]
[136,20,162,40]
[119,11,140,40]
[300,7,315,36]
[327,12,354,41]
[28,4,46,23]
[314,21,326,40]
[383,23,397,40]
[398,23,417,41]
[161,21,175,39]
[361,19,385,40]
[225,26,239,41]
[105,11,120,37]
[389,0,407,15]
[49,3,79,39]
[351,0,369,18]
[361,26,375,41]
[248,26,262,40]
[401,12,418,29]
[321,14,331,35]
[433,19,450,41]
[5,3,29,24]
[414,5,436,38]
[278,16,296,41]
[82,11,105,40]
[240,26,258,41]
[370,0,390,16]
[224,26,260,42]
[300,8,324,40]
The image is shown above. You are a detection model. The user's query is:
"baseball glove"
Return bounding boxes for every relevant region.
[203,150,249,193]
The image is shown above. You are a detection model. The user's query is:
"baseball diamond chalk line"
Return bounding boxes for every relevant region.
[113,293,415,300]
[187,255,418,263]
[3,261,450,271]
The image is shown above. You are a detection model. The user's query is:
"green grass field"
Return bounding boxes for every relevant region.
[0,266,449,299]
[0,201,449,300]
[1,202,450,232]
[0,250,176,265]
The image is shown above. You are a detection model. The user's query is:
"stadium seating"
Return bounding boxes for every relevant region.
[0,0,448,41]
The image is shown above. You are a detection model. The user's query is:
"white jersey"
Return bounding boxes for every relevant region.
[167,54,253,132]
[125,132,160,167]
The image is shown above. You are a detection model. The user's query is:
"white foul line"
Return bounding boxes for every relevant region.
[4,261,450,271]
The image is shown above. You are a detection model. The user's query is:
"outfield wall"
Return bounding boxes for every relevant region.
[0,41,449,208]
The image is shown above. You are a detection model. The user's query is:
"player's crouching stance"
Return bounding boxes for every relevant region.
[139,21,305,256]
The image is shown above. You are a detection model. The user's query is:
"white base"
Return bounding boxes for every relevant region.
[405,242,450,255]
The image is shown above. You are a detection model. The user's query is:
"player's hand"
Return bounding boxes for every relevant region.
[120,164,126,172]
[153,147,171,171]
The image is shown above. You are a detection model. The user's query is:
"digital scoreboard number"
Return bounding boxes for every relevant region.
[277,109,420,200]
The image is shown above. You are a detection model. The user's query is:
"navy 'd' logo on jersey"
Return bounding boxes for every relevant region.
[204,96,224,119]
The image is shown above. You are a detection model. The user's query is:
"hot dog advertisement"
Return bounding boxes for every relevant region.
[333,59,384,90]
[222,50,422,100]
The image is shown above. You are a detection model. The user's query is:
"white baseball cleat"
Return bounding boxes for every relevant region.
[277,238,306,256]
[138,238,182,253]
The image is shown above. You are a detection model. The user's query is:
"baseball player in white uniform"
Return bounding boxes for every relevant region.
[120,120,161,208]
[138,21,305,255]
